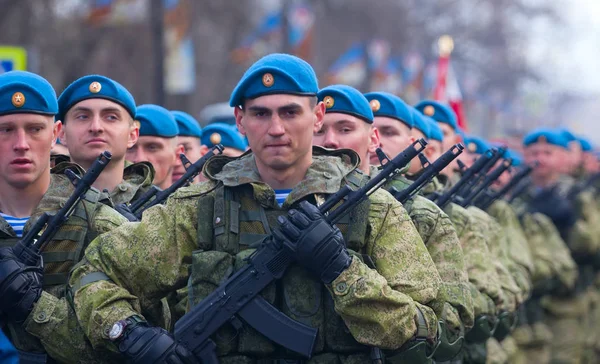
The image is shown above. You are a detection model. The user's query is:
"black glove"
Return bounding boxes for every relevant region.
[0,247,43,323]
[114,203,140,222]
[117,323,197,364]
[275,200,352,284]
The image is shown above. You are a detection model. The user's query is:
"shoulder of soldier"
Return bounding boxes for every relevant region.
[50,161,85,177]
[123,161,155,188]
[91,203,129,232]
[366,188,412,223]
[170,180,220,200]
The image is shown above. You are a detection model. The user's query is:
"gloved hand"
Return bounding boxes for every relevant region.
[117,322,196,364]
[275,200,352,284]
[0,247,43,323]
[114,203,140,222]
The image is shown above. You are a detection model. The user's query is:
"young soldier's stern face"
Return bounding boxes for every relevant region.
[236,94,324,171]
[60,98,138,164]
[0,113,59,188]
[372,116,412,165]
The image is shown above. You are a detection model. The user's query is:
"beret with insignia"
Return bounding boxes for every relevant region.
[317,84,373,124]
[363,92,413,128]
[229,53,318,107]
[0,71,58,116]
[57,74,136,123]
[463,135,492,155]
[201,123,248,151]
[414,100,458,130]
[171,110,202,138]
[523,128,569,149]
[136,104,179,138]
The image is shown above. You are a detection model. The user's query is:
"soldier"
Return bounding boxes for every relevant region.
[126,104,183,190]
[201,122,248,157]
[57,75,156,206]
[517,128,599,364]
[313,86,474,361]
[68,54,442,363]
[0,71,127,363]
[577,137,598,175]
[171,110,207,185]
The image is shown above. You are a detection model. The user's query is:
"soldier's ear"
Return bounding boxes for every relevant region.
[235,106,246,135]
[313,101,325,132]
[55,121,65,147]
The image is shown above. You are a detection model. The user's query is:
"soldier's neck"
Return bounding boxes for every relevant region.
[81,157,125,195]
[0,170,51,218]
[531,173,558,188]
[255,155,312,190]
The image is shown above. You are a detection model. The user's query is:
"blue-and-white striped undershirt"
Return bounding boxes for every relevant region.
[275,189,292,207]
[0,213,30,238]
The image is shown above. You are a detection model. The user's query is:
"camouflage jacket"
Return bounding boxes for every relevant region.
[385,174,474,331]
[53,160,156,207]
[69,147,441,355]
[425,178,502,316]
[485,200,533,299]
[0,167,127,363]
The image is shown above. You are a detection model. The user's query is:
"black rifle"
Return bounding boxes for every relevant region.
[173,139,428,363]
[392,144,464,204]
[477,163,535,210]
[460,158,513,208]
[466,147,506,195]
[12,151,112,266]
[432,149,495,208]
[126,144,224,220]
[507,178,531,204]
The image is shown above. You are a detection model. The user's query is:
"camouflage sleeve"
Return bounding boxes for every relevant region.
[22,201,129,362]
[467,206,522,311]
[568,190,600,256]
[444,203,504,312]
[407,196,474,330]
[69,185,207,351]
[328,190,441,349]
[24,292,119,363]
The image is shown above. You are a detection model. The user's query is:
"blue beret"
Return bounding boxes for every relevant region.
[577,137,593,152]
[504,149,523,166]
[229,53,318,107]
[463,136,492,155]
[171,110,202,138]
[318,84,373,124]
[57,75,136,123]
[556,128,577,143]
[0,71,58,116]
[411,108,431,139]
[363,92,413,128]
[523,128,568,149]
[423,116,443,142]
[136,104,179,138]
[414,100,458,130]
[201,123,248,151]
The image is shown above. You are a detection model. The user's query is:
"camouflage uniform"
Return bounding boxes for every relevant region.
[512,176,598,364]
[69,148,442,363]
[0,165,128,363]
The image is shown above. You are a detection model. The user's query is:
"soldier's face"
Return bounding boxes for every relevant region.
[313,113,378,174]
[439,122,461,174]
[126,136,183,190]
[0,113,59,189]
[371,116,412,167]
[583,152,599,174]
[408,128,428,175]
[524,143,559,179]
[60,99,138,167]
[236,94,324,172]
[171,136,207,184]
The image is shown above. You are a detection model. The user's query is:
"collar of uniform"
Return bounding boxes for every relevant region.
[110,161,156,205]
[0,215,16,238]
[206,146,360,207]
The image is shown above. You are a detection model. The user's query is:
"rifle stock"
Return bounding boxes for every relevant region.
[173,139,427,361]
[460,158,512,207]
[478,163,535,210]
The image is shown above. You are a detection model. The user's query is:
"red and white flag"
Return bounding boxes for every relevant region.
[433,51,468,130]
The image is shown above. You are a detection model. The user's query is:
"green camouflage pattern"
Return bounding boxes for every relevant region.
[0,169,127,363]
[385,174,474,331]
[69,147,442,357]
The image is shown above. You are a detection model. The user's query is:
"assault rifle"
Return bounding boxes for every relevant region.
[459,158,513,208]
[13,151,112,266]
[567,172,600,200]
[173,139,428,363]
[392,144,464,204]
[123,145,224,220]
[477,163,536,210]
[432,149,495,208]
